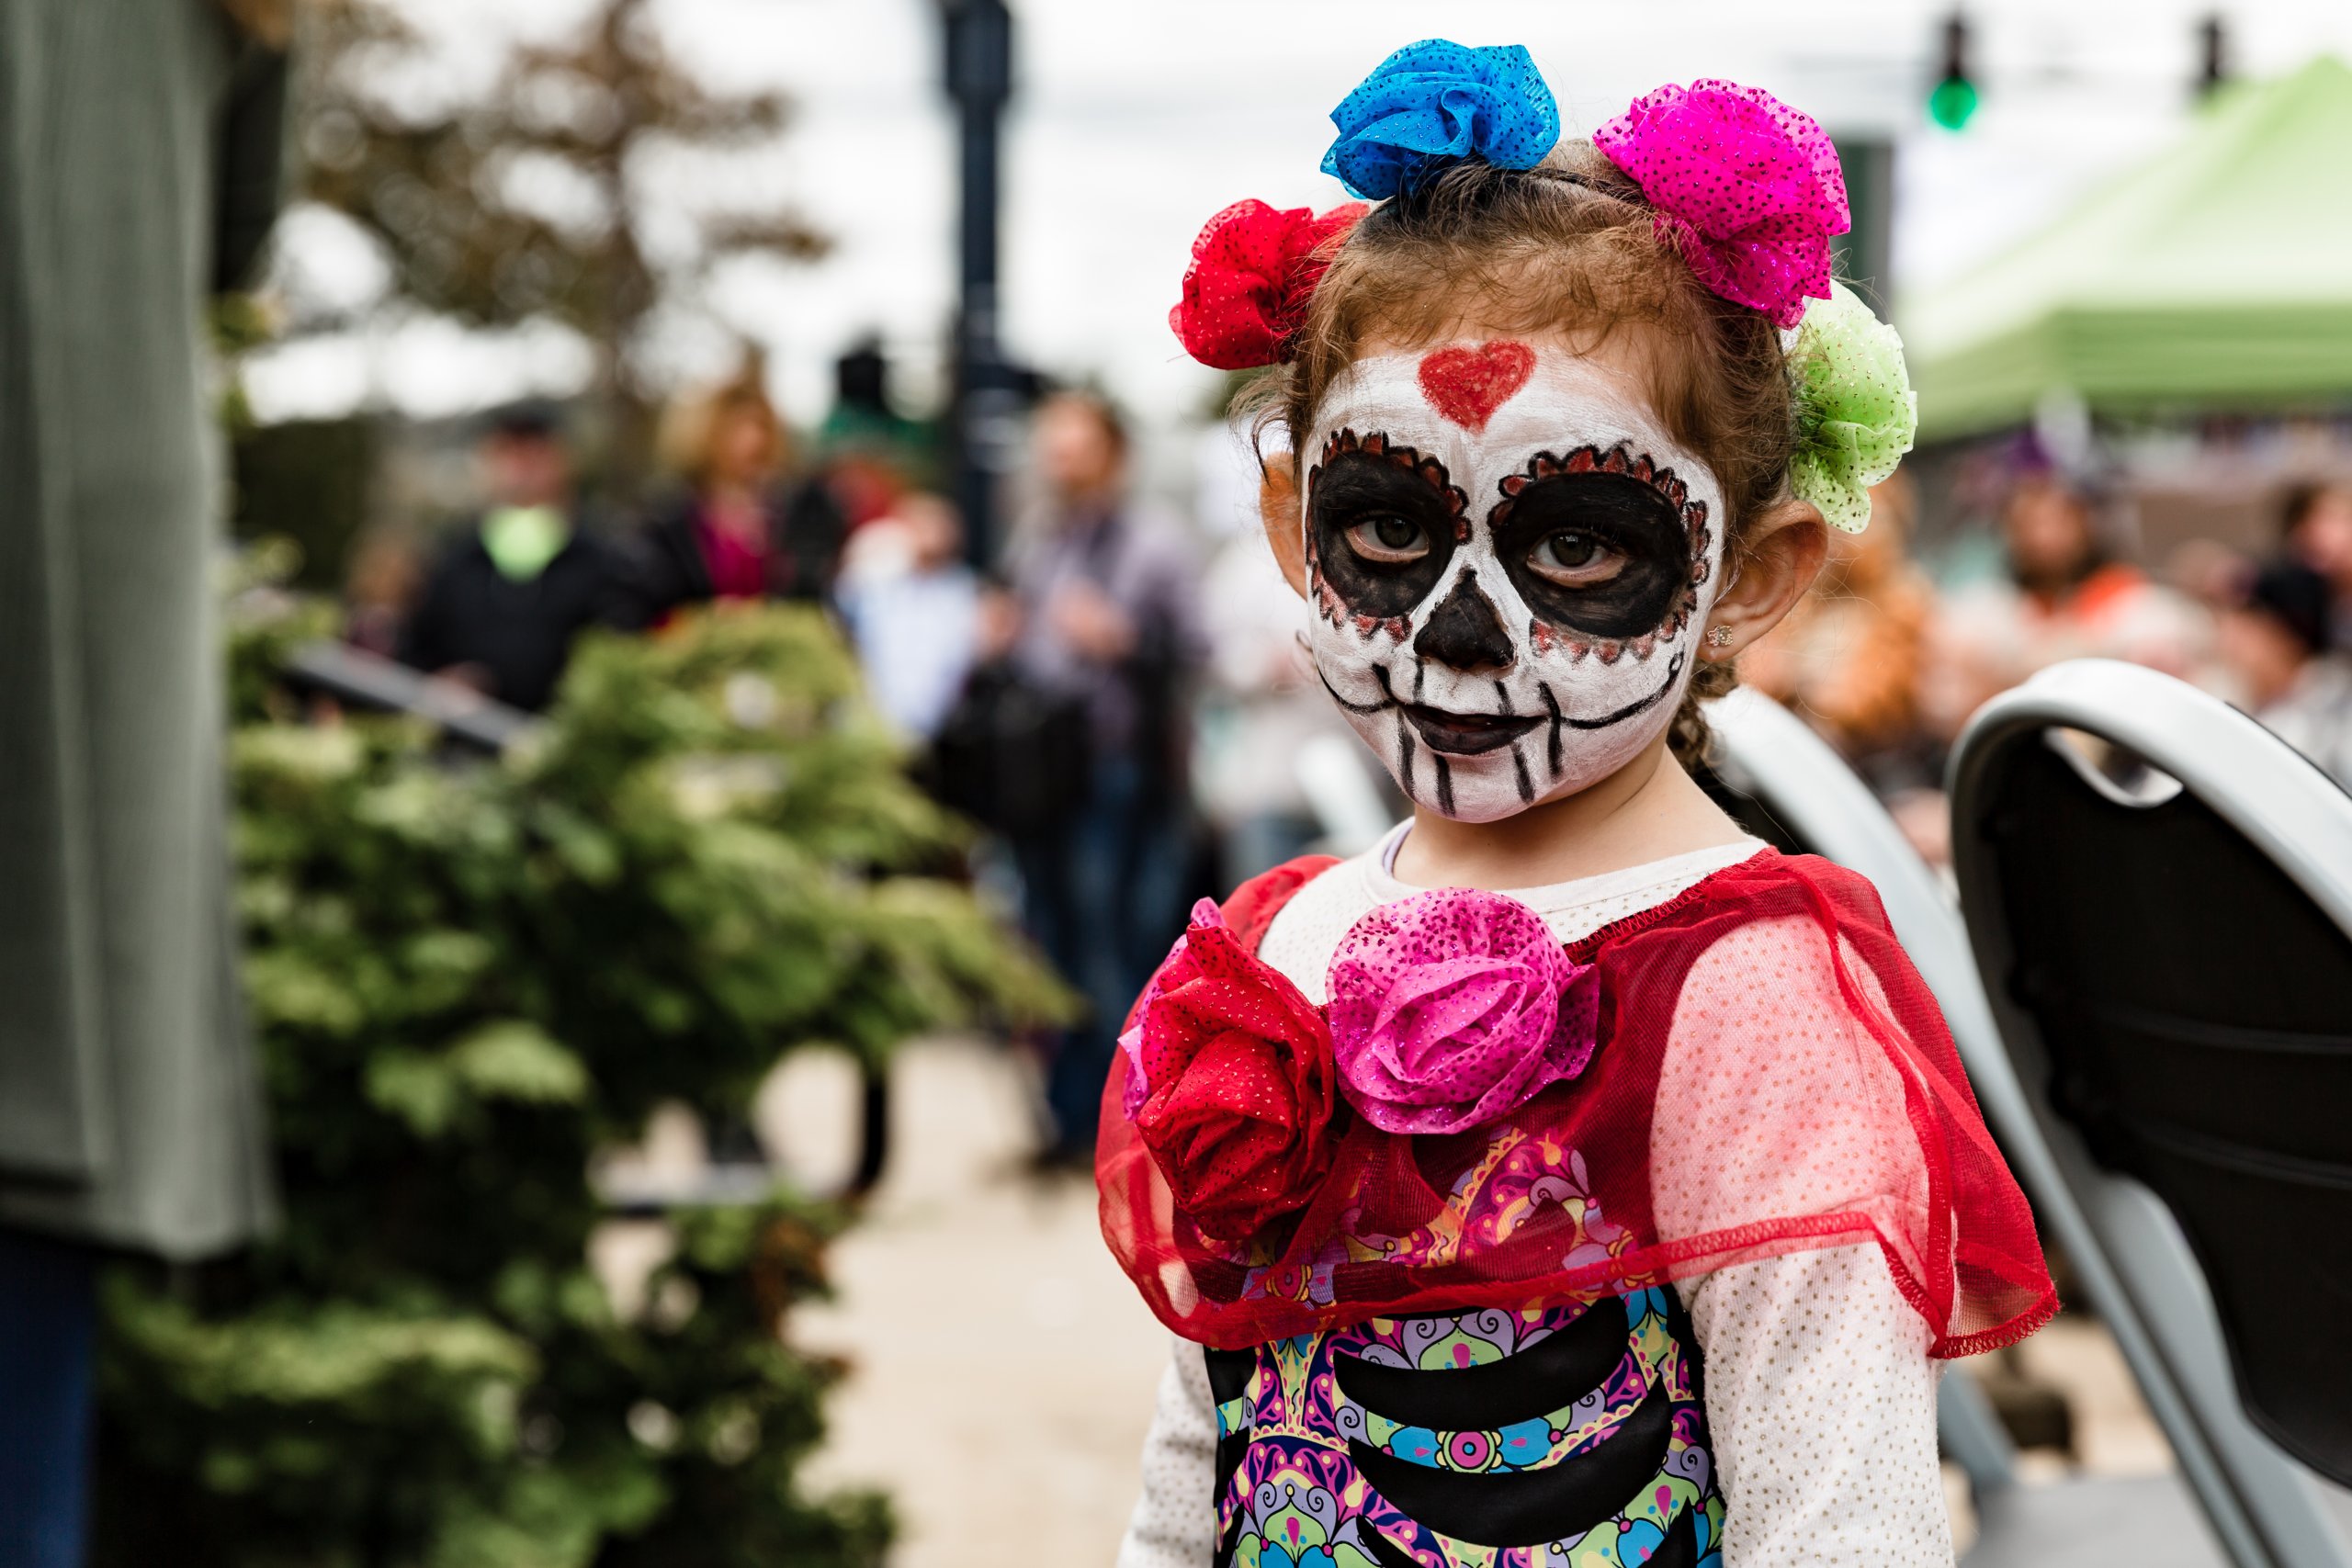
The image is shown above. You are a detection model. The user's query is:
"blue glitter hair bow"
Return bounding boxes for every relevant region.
[1320,39,1561,201]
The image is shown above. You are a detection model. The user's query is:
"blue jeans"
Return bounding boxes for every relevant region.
[0,1228,96,1568]
[1014,754,1191,1155]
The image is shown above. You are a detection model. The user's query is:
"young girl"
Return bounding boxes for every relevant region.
[1099,41,2054,1568]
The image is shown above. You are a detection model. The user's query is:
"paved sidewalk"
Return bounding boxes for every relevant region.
[775,1037,1167,1566]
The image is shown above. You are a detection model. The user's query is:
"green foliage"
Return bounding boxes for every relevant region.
[96,596,1065,1567]
[229,418,380,591]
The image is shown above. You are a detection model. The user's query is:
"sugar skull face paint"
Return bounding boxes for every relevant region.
[1302,342,1726,823]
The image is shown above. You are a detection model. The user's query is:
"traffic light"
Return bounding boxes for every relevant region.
[2198,15,2228,97]
[1929,15,1979,130]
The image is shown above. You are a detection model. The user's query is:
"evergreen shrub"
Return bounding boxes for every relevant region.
[94,585,1062,1568]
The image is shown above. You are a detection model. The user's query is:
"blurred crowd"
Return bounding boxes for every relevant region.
[345,385,2352,1164]
[348,378,1221,1167]
[1746,458,2352,864]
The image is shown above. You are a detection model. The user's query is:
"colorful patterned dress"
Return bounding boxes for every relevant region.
[1211,1288,1722,1568]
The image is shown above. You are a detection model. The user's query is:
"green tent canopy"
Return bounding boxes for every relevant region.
[1903,56,2352,440]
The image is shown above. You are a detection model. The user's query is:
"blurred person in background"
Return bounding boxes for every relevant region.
[2165,535,2253,616]
[837,491,981,744]
[1936,466,2207,694]
[397,403,641,711]
[1003,392,1204,1166]
[630,366,850,621]
[1900,460,2211,869]
[1908,466,2209,870]
[1190,421,1370,886]
[0,1,288,1560]
[2215,558,2352,787]
[2280,479,2352,649]
[1740,473,1937,786]
[341,526,423,660]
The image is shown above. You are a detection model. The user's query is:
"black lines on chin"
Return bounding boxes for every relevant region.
[1536,649,1689,737]
[1501,680,1534,804]
[1433,754,1453,817]
[1537,683,1566,773]
[1386,669,1415,794]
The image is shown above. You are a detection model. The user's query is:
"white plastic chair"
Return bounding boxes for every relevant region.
[1946,660,2352,1568]
[1703,684,2335,1567]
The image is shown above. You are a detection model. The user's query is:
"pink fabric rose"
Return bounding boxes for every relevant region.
[1593,79,1849,329]
[1325,889,1599,1135]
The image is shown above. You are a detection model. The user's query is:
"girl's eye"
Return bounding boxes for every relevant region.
[1343,514,1430,564]
[1527,530,1626,587]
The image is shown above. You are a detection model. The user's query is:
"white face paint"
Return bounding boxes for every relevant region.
[1301,341,1727,823]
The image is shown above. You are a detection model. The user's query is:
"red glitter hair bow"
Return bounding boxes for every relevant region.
[1170,198,1368,370]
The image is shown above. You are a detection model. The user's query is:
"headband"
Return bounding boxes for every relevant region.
[1168,39,1916,529]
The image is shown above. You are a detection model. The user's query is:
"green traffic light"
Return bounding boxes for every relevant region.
[1929,75,1979,130]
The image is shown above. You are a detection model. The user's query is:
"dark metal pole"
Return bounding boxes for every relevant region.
[943,0,1013,568]
[1829,137,1895,321]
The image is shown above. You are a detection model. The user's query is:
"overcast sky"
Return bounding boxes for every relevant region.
[246,0,2352,434]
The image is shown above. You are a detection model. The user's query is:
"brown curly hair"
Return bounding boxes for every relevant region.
[1239,142,1804,766]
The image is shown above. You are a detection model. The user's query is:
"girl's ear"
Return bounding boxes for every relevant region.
[1700,497,1827,660]
[1260,452,1309,599]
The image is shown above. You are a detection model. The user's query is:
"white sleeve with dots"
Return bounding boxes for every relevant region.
[1658,914,1955,1568]
[1116,1338,1219,1568]
[1679,1247,1952,1567]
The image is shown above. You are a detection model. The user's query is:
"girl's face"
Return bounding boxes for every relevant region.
[1301,337,1726,823]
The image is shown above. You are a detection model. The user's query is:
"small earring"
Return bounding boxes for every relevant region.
[1706,626,1734,649]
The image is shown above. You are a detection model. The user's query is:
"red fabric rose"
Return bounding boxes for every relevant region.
[1168,198,1369,370]
[1131,905,1339,1244]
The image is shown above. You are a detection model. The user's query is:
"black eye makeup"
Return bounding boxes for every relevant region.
[1488,450,1698,639]
[1308,434,1465,621]
[1343,513,1433,565]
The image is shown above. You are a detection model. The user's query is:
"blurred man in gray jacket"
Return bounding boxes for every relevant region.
[1003,394,1205,1165]
[0,2,285,1560]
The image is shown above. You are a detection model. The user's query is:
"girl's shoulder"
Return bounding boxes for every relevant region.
[1221,841,1897,975]
[1569,845,1897,961]
[1219,853,1343,953]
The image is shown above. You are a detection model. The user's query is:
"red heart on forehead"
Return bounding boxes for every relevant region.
[1417,341,1536,433]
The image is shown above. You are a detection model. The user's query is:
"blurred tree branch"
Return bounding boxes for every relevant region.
[294,0,828,491]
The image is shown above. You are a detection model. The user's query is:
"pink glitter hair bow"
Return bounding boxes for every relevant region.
[1594,79,1850,330]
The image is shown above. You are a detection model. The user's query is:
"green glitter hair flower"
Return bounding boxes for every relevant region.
[1788,282,1917,533]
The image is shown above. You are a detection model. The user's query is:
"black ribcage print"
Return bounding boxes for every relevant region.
[1208,1291,1715,1568]
[1332,1292,1629,1433]
[1204,1345,1256,1511]
[1336,1296,1679,1551]
[1353,1502,1701,1568]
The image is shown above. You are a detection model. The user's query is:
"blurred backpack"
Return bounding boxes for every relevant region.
[931,660,1091,839]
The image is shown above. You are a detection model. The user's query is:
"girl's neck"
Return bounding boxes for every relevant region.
[1388,738,1748,892]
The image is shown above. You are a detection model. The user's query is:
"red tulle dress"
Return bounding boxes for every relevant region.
[1098,847,2054,1355]
[1099,847,2054,1567]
